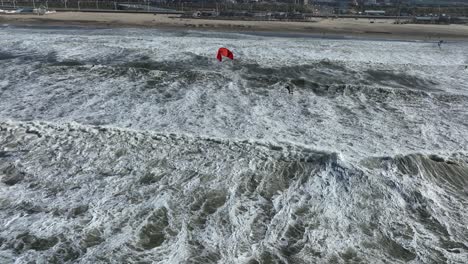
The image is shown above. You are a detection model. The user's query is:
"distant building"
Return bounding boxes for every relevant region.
[364,10,385,15]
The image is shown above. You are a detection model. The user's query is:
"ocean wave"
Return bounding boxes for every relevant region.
[1,121,467,263]
[1,27,468,263]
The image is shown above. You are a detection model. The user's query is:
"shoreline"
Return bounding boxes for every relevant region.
[2,12,468,41]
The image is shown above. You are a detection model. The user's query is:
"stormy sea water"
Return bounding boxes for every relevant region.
[0,26,468,263]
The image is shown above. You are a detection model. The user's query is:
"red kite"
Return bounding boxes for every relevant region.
[216,47,234,62]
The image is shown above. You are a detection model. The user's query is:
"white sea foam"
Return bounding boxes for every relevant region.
[0,27,467,263]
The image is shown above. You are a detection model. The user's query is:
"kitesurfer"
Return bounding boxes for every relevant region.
[286,84,293,95]
[438,40,444,49]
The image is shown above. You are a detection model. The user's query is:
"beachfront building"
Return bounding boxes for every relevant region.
[364,9,385,15]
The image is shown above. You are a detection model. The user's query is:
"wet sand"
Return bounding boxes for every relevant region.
[1,12,468,41]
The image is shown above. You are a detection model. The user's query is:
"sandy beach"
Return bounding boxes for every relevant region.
[2,12,468,40]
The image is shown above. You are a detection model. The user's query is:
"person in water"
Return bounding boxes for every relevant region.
[438,40,444,49]
[286,85,293,95]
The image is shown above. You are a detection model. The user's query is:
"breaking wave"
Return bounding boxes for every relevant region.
[1,121,467,263]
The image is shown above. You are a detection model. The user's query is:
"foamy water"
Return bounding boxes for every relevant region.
[0,26,467,263]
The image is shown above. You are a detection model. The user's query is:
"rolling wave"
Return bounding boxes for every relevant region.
[1,121,467,263]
